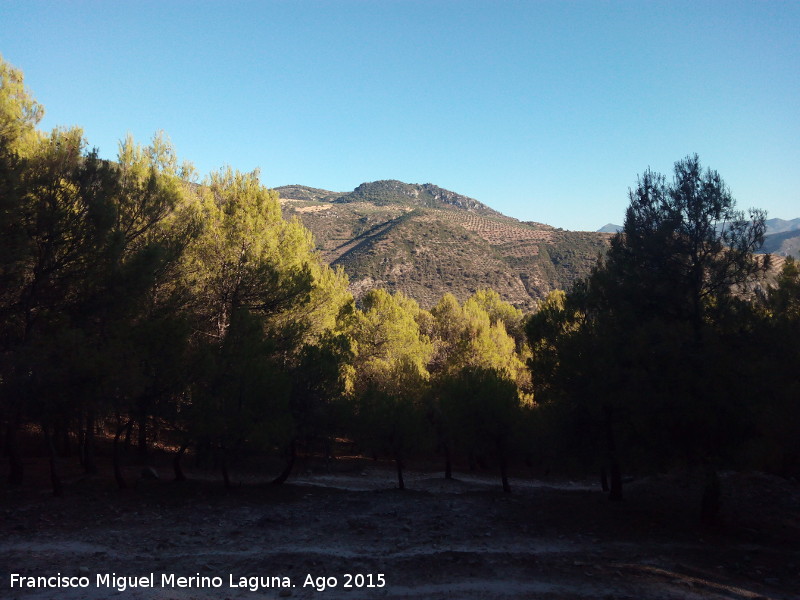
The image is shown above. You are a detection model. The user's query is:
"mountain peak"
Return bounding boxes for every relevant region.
[334,180,500,215]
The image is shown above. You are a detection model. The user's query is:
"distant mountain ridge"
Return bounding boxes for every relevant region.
[277,181,610,310]
[596,218,800,258]
[764,218,800,235]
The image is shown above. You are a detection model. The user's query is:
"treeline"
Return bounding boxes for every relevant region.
[527,156,799,522]
[0,57,533,494]
[2,57,798,517]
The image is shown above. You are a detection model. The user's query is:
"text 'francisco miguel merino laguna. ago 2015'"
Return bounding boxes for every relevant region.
[9,572,388,592]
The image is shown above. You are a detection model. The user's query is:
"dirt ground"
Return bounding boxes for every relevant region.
[1,455,799,600]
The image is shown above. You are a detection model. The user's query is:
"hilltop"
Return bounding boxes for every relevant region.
[277,181,610,311]
[336,180,501,215]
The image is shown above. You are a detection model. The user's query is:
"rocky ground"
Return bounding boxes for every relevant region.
[2,456,799,600]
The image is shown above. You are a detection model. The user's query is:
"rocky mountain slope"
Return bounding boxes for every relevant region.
[760,218,800,257]
[762,230,800,257]
[278,181,610,311]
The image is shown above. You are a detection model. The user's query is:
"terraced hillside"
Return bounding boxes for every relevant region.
[277,181,611,311]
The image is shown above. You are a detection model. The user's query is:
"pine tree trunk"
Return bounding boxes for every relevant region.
[83,411,97,475]
[609,458,623,501]
[324,438,333,473]
[123,420,133,453]
[113,421,130,490]
[395,456,405,490]
[6,420,24,485]
[42,422,63,497]
[78,429,86,467]
[137,413,148,460]
[604,405,623,501]
[173,440,189,482]
[221,446,231,489]
[500,454,511,493]
[271,439,297,485]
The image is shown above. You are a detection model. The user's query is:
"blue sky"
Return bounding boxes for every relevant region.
[2,0,798,230]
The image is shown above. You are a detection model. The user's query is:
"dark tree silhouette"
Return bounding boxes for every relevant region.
[528,156,769,516]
